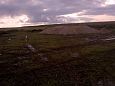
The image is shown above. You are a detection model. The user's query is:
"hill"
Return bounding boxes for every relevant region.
[40,25,110,35]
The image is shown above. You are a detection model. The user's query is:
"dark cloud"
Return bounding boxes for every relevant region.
[0,0,114,24]
[84,4,115,15]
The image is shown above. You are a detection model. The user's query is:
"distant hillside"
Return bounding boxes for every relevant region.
[86,21,115,30]
[0,21,115,31]
[40,24,111,35]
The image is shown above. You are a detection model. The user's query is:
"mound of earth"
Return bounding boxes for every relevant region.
[99,28,111,33]
[40,25,109,35]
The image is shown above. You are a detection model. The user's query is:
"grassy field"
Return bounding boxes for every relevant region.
[0,22,115,86]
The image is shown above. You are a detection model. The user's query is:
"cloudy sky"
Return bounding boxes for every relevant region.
[0,0,115,27]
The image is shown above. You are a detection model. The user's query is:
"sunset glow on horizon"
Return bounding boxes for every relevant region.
[0,0,114,28]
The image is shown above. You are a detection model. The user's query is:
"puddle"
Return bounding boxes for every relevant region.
[97,80,103,86]
[26,44,49,61]
[27,44,36,52]
[103,37,115,41]
[8,38,11,41]
[38,54,48,61]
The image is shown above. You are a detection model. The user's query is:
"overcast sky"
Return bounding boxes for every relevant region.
[0,0,115,27]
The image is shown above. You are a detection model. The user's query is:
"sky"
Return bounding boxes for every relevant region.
[0,0,115,27]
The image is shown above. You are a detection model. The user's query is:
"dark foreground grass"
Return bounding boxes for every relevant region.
[0,49,115,86]
[0,30,115,86]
